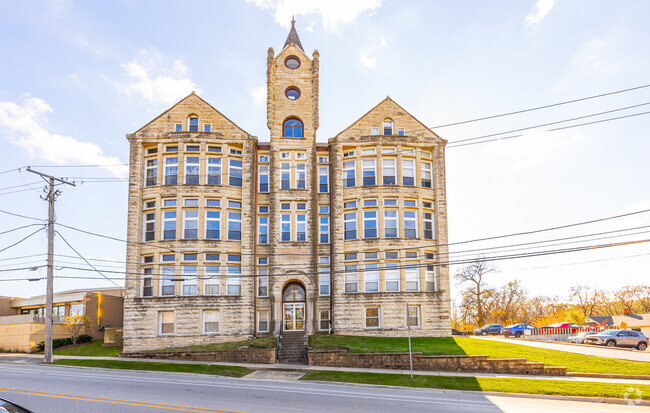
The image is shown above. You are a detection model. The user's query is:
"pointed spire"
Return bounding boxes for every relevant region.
[284,16,304,52]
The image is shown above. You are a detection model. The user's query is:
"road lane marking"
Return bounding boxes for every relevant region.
[0,387,246,413]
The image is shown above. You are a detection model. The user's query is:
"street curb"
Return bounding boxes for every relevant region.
[568,372,650,381]
[306,379,650,407]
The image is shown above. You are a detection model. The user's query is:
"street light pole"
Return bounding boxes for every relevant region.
[26,168,75,364]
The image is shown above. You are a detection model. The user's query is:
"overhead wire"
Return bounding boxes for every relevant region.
[54,230,120,287]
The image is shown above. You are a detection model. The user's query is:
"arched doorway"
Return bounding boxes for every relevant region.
[282,282,306,331]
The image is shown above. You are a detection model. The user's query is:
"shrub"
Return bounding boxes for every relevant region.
[53,338,73,348]
[77,334,93,344]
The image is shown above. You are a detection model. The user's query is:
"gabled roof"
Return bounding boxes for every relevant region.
[587,316,614,325]
[132,91,251,136]
[334,96,445,143]
[283,18,304,52]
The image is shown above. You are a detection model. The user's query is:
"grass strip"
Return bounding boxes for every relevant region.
[301,370,650,400]
[53,359,252,378]
[51,341,122,357]
[308,335,650,376]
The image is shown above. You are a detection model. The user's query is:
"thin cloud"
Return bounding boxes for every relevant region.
[246,0,384,31]
[249,85,267,106]
[359,52,377,69]
[525,0,555,26]
[111,59,200,107]
[0,97,127,178]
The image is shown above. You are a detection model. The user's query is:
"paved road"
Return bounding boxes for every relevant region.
[0,364,647,412]
[471,336,650,362]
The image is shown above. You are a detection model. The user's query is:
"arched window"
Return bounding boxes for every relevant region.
[283,118,303,138]
[383,119,393,135]
[283,283,306,302]
[188,116,199,132]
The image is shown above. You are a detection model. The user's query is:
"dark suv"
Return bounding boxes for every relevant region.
[473,324,504,336]
[584,330,648,350]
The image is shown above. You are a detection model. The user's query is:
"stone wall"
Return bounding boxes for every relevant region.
[121,348,275,364]
[308,350,566,376]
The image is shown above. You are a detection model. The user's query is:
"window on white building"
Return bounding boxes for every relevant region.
[402,159,415,186]
[181,265,197,295]
[159,311,174,335]
[183,210,198,239]
[319,166,329,193]
[145,159,157,186]
[257,311,269,333]
[281,214,291,241]
[296,163,306,189]
[385,263,400,292]
[281,163,291,189]
[421,162,432,188]
[206,210,220,239]
[203,310,220,333]
[207,157,221,185]
[343,161,356,187]
[362,159,376,186]
[229,159,242,187]
[185,156,200,184]
[364,264,379,292]
[382,159,396,185]
[366,307,380,328]
[204,266,220,295]
[226,266,241,295]
[164,157,178,185]
[345,265,358,293]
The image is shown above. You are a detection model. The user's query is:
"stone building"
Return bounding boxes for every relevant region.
[123,22,450,352]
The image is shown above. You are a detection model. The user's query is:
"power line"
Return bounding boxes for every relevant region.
[11,237,643,281]
[42,224,650,272]
[0,224,45,236]
[27,207,650,258]
[0,209,46,222]
[55,230,120,287]
[449,101,650,145]
[431,83,650,129]
[0,182,43,191]
[447,110,650,148]
[0,227,45,254]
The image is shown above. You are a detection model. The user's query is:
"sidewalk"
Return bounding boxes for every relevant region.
[2,353,649,386]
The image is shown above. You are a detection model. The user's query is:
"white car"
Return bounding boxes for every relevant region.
[567,331,597,344]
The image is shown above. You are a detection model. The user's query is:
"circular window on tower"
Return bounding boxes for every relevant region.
[285,87,301,100]
[284,56,301,69]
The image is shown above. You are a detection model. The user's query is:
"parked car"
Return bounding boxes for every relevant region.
[473,324,504,336]
[567,331,598,344]
[0,397,33,413]
[500,324,536,338]
[451,328,467,336]
[584,329,648,350]
[541,322,585,333]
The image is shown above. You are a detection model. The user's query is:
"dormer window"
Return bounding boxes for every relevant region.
[383,120,393,135]
[283,118,303,138]
[188,117,199,132]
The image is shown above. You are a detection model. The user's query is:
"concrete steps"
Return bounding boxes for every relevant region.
[277,331,307,364]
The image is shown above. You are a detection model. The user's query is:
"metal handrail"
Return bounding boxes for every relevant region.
[276,321,283,358]
[304,324,308,352]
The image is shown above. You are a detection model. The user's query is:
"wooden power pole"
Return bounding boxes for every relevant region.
[26,167,75,364]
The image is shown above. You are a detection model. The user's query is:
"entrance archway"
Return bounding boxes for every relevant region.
[282,282,306,331]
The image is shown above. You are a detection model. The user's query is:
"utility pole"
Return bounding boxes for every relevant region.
[27,167,75,364]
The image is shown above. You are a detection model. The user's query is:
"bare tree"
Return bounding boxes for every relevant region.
[455,258,496,327]
[490,280,527,325]
[570,285,604,319]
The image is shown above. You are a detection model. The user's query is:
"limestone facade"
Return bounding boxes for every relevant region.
[123,23,450,352]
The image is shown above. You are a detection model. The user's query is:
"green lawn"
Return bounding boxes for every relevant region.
[302,371,650,400]
[143,336,276,353]
[53,359,252,378]
[45,341,122,357]
[308,335,650,376]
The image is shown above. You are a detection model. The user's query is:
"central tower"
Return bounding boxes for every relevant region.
[266,19,319,143]
[261,21,327,336]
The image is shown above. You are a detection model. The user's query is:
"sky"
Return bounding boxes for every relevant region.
[0,0,648,303]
